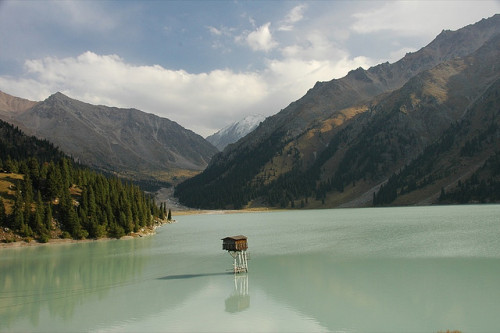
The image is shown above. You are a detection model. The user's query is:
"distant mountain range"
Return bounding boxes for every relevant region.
[175,14,500,209]
[206,114,265,151]
[0,91,218,184]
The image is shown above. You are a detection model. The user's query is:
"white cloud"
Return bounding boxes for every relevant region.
[351,2,421,35]
[278,4,307,31]
[286,4,307,23]
[245,23,278,52]
[264,56,372,95]
[207,26,222,36]
[0,48,375,136]
[351,1,500,37]
[281,30,343,61]
[1,52,268,136]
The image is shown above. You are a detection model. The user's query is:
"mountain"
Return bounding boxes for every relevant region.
[0,117,166,242]
[175,14,500,209]
[373,74,500,206]
[0,118,66,164]
[0,90,38,119]
[206,114,265,151]
[0,92,218,183]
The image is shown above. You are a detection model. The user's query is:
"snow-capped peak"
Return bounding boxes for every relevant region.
[206,114,265,151]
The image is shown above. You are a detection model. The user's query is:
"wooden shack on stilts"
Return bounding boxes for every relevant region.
[222,235,249,273]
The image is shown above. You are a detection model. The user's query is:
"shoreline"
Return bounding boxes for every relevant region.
[0,220,174,249]
[0,236,122,248]
[171,207,280,216]
[0,208,279,249]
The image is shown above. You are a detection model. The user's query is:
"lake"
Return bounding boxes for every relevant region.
[1,205,500,332]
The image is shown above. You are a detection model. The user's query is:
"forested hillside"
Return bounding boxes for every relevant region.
[374,77,500,206]
[0,120,168,243]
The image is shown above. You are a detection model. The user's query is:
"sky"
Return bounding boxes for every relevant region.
[0,1,498,137]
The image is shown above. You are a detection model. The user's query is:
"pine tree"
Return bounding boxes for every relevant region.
[0,197,6,226]
[60,188,86,239]
[44,203,53,231]
[59,158,72,189]
[5,157,17,173]
[88,186,97,217]
[35,191,49,241]
[159,202,166,220]
[32,191,45,234]
[439,187,446,201]
[22,174,34,205]
[167,209,172,221]
[12,190,25,231]
[32,204,45,238]
[28,157,40,188]
[47,162,63,200]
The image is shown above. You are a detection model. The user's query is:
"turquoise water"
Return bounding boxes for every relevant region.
[1,205,500,332]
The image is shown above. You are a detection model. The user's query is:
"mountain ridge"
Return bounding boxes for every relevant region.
[0,90,38,118]
[175,14,500,209]
[212,15,500,173]
[0,91,218,183]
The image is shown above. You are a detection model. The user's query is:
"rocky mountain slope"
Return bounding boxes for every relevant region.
[175,14,500,209]
[0,90,38,119]
[206,114,265,151]
[0,92,218,183]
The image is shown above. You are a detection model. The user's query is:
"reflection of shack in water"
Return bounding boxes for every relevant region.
[225,274,250,313]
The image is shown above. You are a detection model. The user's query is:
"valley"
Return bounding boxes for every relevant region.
[1,15,499,211]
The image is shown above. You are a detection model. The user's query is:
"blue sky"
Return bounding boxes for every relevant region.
[0,1,498,136]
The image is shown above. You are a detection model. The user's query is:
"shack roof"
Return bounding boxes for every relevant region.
[222,235,247,241]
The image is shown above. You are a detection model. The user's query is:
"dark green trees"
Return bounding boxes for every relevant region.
[0,158,164,241]
[0,118,170,242]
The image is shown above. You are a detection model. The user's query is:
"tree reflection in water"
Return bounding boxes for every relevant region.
[0,238,149,328]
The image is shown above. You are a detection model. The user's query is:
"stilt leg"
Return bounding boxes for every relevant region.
[244,252,248,272]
